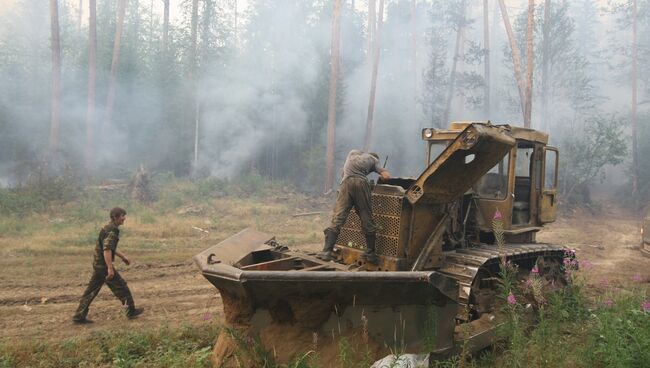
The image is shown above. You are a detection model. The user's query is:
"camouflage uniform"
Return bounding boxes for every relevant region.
[320,150,386,263]
[73,223,137,321]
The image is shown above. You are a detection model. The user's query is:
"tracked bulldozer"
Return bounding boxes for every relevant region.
[194,122,573,365]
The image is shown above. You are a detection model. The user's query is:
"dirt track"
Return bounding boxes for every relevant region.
[0,258,223,341]
[1,203,648,343]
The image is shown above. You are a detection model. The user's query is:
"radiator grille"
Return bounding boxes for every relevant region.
[336,193,403,257]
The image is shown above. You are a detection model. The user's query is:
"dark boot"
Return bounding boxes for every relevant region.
[316,230,338,261]
[127,307,144,319]
[360,233,379,265]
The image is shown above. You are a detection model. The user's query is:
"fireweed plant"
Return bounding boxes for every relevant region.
[492,209,527,368]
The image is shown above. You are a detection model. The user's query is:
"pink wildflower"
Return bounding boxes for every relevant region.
[632,274,643,282]
[524,279,533,288]
[531,266,539,275]
[493,209,502,220]
[602,300,614,308]
[507,292,517,305]
[581,260,593,270]
[642,301,650,312]
[202,312,213,321]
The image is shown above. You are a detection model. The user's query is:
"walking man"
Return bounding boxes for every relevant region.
[73,207,143,324]
[318,150,390,264]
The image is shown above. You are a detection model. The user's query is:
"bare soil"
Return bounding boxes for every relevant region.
[1,200,648,348]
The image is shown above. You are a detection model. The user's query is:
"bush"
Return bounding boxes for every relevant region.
[557,114,627,206]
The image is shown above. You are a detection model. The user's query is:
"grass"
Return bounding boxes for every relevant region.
[0,324,219,368]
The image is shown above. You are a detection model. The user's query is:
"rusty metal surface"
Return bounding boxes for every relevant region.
[407,124,516,205]
[192,228,274,272]
[337,192,404,257]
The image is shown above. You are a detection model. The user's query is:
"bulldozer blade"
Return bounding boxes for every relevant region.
[194,228,462,354]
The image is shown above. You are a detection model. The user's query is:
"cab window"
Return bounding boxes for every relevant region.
[544,149,558,189]
[475,153,510,200]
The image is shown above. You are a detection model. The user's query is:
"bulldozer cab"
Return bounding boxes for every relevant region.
[423,122,559,241]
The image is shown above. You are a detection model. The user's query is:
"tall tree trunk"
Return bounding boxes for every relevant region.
[368,0,375,65]
[483,0,490,117]
[194,0,213,170]
[49,0,61,154]
[162,0,169,53]
[105,0,127,133]
[443,0,466,125]
[541,0,550,131]
[190,0,199,169]
[410,0,418,123]
[498,0,526,123]
[85,0,97,172]
[363,0,385,151]
[325,0,343,192]
[632,0,639,197]
[523,0,535,128]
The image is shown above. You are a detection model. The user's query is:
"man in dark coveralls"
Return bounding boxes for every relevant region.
[318,150,391,264]
[72,207,143,324]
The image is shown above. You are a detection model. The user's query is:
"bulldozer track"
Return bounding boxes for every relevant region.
[439,243,568,319]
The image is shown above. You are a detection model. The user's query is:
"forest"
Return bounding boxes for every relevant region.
[0,0,648,203]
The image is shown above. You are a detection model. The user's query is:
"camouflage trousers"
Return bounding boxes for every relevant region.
[73,267,135,320]
[325,177,377,236]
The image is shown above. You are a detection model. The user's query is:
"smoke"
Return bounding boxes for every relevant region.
[0,0,647,194]
[198,1,327,177]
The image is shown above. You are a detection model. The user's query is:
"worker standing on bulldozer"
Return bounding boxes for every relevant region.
[318,150,390,264]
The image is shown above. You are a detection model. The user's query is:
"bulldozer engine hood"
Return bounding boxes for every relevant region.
[406,123,515,205]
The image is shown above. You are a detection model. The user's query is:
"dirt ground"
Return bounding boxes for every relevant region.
[1,200,648,345]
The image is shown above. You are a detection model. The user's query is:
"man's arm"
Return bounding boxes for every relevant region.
[115,249,130,266]
[104,249,115,280]
[103,229,119,280]
[373,158,391,182]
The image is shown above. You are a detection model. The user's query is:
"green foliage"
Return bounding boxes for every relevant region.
[557,114,627,205]
[582,291,650,368]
